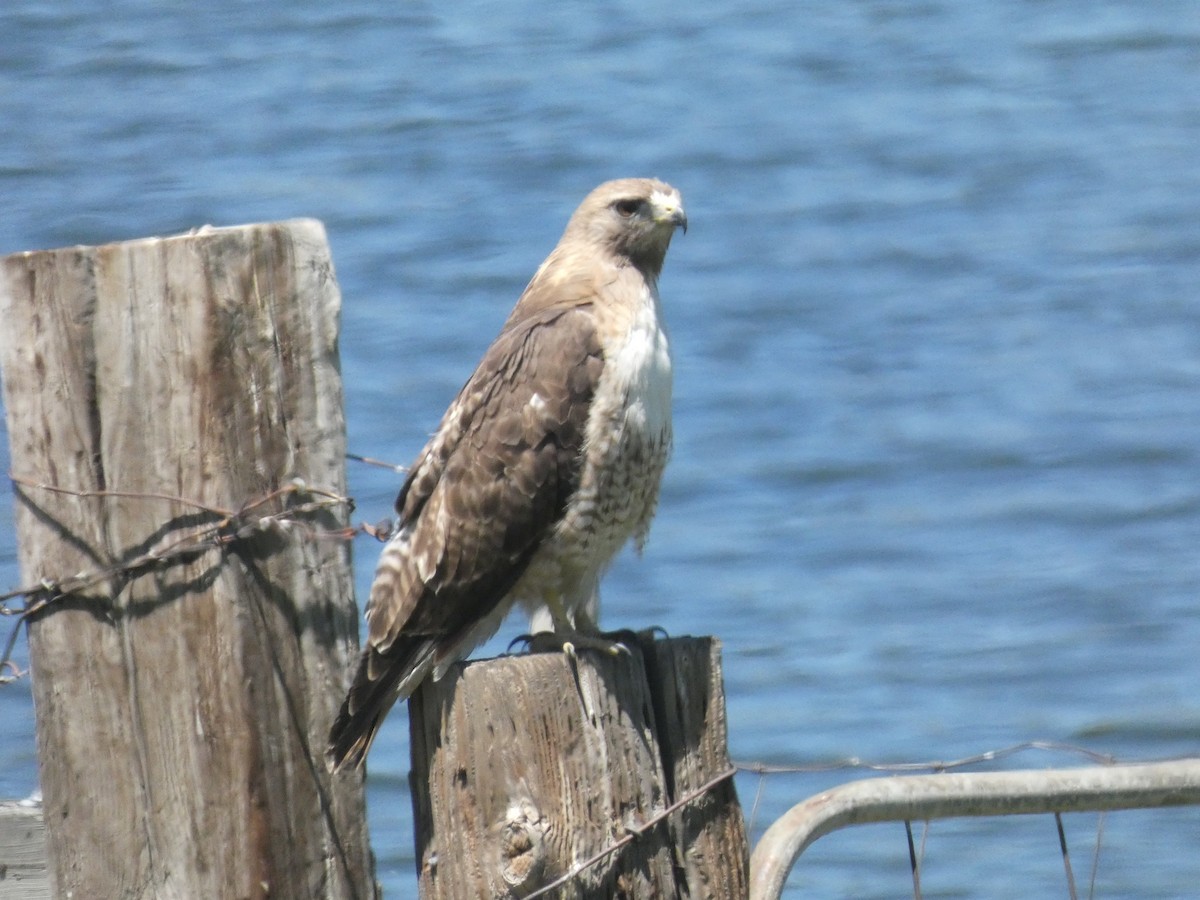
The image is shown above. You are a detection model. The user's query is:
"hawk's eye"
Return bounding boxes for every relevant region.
[614,199,641,217]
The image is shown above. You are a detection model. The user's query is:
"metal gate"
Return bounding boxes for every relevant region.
[750,758,1200,899]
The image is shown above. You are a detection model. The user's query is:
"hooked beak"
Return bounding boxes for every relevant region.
[655,203,688,234]
[668,205,688,234]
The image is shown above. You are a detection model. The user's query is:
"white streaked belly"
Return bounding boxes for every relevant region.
[514,283,673,618]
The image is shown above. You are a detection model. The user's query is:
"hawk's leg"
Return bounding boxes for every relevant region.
[569,601,598,634]
[513,593,630,657]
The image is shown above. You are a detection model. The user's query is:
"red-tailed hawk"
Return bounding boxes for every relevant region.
[327,178,687,771]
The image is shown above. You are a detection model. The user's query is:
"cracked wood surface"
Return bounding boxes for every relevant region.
[409,635,748,899]
[0,222,375,899]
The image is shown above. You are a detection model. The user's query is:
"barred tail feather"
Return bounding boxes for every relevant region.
[326,638,438,772]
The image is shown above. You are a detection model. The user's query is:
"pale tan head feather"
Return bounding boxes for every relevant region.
[507,178,686,325]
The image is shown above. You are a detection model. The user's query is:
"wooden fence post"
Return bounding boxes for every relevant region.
[0,222,376,899]
[409,634,748,899]
[0,800,49,899]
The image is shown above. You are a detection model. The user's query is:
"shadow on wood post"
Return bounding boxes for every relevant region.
[409,634,748,899]
[0,222,376,899]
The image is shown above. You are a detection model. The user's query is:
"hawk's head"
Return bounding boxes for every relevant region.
[567,178,687,276]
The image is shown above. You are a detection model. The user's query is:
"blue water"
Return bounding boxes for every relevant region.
[2,1,1199,895]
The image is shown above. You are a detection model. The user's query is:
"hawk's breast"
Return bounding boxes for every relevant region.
[557,283,673,572]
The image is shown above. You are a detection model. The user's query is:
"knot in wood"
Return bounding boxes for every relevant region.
[497,799,547,891]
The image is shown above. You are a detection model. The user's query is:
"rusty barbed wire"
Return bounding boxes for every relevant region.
[0,471,377,683]
[522,765,739,900]
[516,742,1182,898]
[735,740,1121,777]
[737,740,1134,837]
[345,451,407,473]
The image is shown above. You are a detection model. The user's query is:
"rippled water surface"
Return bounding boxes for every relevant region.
[2,2,1199,895]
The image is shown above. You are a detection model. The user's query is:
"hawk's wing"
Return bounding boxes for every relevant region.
[327,300,603,769]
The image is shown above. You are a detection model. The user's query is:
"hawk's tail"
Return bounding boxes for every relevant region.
[326,638,437,772]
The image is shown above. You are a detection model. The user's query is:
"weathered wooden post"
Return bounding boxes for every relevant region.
[0,800,48,898]
[409,634,748,899]
[0,222,376,898]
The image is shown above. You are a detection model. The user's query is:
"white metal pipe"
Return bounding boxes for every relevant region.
[750,759,1200,900]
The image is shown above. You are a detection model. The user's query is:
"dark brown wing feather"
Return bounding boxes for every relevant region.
[326,302,604,770]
